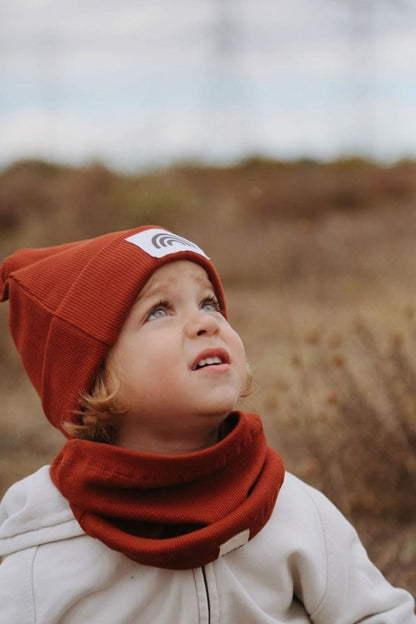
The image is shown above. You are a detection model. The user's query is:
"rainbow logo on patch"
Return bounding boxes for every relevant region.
[125,228,209,259]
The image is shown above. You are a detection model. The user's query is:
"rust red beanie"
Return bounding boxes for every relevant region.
[0,225,226,434]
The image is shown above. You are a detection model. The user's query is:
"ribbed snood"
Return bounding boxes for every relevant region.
[50,412,285,570]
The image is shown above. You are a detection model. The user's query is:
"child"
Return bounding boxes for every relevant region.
[0,224,415,624]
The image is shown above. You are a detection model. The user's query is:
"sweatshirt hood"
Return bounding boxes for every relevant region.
[0,466,83,557]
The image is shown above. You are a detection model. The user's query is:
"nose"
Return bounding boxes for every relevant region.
[186,310,220,338]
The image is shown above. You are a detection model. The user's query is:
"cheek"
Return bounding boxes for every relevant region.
[105,342,137,390]
[232,327,246,357]
[105,345,123,379]
[230,331,248,383]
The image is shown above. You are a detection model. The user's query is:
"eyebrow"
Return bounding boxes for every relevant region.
[140,275,214,304]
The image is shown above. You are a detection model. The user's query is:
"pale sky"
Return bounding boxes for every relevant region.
[0,0,415,170]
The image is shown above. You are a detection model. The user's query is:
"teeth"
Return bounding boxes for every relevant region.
[195,356,222,369]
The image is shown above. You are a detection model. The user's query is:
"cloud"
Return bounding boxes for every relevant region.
[1,0,416,167]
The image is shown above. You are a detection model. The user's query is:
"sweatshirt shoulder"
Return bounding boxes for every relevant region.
[275,472,363,568]
[276,471,343,526]
[0,466,83,557]
[277,473,416,622]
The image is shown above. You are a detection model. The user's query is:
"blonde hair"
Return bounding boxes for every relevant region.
[63,362,253,444]
[62,367,125,443]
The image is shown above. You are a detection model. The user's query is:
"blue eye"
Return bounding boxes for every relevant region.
[147,300,170,321]
[201,296,221,313]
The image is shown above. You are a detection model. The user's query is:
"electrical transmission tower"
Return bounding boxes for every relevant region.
[202,0,255,160]
[342,0,412,157]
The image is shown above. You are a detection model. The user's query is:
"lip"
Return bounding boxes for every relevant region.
[191,347,230,371]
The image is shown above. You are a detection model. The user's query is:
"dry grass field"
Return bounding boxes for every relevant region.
[0,157,415,595]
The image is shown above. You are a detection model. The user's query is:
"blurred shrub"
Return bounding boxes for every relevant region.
[111,171,195,226]
[267,316,416,522]
[0,159,64,228]
[2,157,415,240]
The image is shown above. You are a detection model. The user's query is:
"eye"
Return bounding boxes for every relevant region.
[201,295,221,313]
[147,299,171,321]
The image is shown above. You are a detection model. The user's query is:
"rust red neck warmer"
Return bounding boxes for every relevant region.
[50,412,285,570]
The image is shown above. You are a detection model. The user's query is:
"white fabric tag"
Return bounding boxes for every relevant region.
[125,228,209,259]
[218,529,250,558]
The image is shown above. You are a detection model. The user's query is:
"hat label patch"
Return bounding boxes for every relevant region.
[125,229,209,259]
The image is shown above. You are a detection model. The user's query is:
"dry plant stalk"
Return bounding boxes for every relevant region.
[277,317,416,521]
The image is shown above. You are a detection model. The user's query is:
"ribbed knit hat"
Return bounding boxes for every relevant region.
[0,225,226,434]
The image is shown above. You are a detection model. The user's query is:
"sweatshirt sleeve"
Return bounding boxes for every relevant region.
[302,481,416,623]
[0,548,36,624]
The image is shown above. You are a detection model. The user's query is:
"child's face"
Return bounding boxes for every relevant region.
[106,260,248,453]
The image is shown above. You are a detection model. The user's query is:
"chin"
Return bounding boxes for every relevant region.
[199,402,238,420]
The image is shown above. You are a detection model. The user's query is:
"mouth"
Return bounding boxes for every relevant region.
[192,348,230,371]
